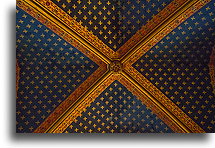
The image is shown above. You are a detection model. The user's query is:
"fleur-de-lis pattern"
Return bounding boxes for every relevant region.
[16,7,98,133]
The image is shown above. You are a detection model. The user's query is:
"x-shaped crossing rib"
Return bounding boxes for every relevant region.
[17,0,210,133]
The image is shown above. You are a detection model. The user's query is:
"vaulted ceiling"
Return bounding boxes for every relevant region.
[16,0,215,133]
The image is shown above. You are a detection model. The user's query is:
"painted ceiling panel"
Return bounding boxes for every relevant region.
[16,0,215,133]
[16,7,98,132]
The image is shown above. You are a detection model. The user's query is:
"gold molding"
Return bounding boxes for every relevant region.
[120,72,190,133]
[122,69,205,133]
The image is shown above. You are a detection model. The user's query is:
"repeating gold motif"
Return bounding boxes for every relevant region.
[16,0,212,133]
[123,68,205,133]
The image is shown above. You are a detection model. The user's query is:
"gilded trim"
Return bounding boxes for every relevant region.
[34,68,108,133]
[17,0,111,64]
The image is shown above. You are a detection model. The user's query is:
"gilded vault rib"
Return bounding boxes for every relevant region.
[122,0,201,63]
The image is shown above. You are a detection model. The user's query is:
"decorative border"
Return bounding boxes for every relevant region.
[209,44,215,95]
[51,74,186,133]
[123,0,211,133]
[31,0,190,59]
[16,0,109,133]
